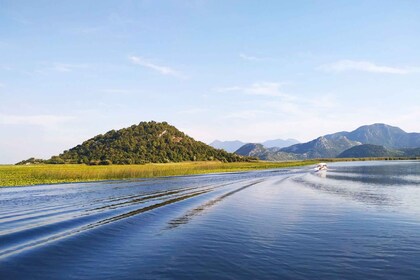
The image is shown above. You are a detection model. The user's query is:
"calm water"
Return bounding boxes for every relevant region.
[1,161,420,279]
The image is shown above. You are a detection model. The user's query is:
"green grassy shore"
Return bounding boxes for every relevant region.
[1,157,417,187]
[0,161,318,187]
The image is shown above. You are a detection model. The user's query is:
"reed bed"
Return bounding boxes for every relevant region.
[3,157,415,187]
[0,161,319,187]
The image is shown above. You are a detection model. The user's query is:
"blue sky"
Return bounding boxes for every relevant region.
[1,0,420,163]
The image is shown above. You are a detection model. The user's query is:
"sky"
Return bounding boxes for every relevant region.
[1,0,420,163]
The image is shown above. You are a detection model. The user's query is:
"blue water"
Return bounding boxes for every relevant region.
[1,161,420,279]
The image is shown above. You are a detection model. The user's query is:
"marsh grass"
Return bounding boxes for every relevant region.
[2,157,416,187]
[0,161,319,187]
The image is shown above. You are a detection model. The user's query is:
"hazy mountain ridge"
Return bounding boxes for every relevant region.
[235,144,302,161]
[210,138,299,152]
[281,135,360,158]
[236,124,420,160]
[209,140,246,153]
[326,123,420,148]
[262,139,300,148]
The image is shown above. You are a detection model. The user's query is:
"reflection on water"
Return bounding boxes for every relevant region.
[1,161,420,279]
[314,170,327,178]
[294,173,395,207]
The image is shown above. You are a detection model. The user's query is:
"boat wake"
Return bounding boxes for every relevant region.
[0,171,279,261]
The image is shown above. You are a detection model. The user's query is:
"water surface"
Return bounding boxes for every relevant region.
[1,161,420,279]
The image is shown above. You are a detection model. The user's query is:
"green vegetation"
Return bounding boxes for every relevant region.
[1,161,320,187]
[338,144,420,158]
[31,121,249,165]
[3,158,419,187]
[7,121,418,188]
[338,144,400,158]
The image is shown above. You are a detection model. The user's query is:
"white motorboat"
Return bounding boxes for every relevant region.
[314,163,328,172]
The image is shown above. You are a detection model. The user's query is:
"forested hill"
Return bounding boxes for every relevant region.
[47,121,248,164]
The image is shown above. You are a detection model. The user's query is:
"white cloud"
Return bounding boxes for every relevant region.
[215,86,242,92]
[318,60,415,74]
[0,114,75,127]
[307,94,339,109]
[216,82,340,121]
[101,89,134,94]
[186,105,409,144]
[129,56,186,78]
[9,13,32,25]
[178,108,209,115]
[68,26,102,34]
[1,65,13,71]
[261,100,302,115]
[381,106,420,132]
[239,53,263,61]
[222,110,267,120]
[52,63,89,72]
[217,82,291,98]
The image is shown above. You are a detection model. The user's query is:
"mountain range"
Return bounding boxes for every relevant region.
[235,123,420,160]
[209,140,246,153]
[327,123,420,148]
[17,122,419,165]
[235,144,300,161]
[209,138,299,152]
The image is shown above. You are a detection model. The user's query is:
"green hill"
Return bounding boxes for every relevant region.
[44,121,249,165]
[400,147,420,157]
[337,144,401,158]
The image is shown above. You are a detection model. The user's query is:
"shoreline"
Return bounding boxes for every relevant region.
[1,158,418,188]
[0,160,316,187]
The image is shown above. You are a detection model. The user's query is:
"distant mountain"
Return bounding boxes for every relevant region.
[338,144,420,158]
[281,135,360,158]
[235,143,301,161]
[25,122,419,165]
[209,140,246,153]
[278,123,420,160]
[337,144,400,158]
[235,143,266,157]
[210,138,300,152]
[262,138,300,148]
[44,121,249,165]
[330,123,420,149]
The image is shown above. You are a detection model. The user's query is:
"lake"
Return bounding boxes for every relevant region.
[1,161,420,279]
